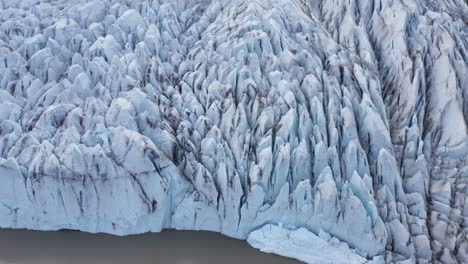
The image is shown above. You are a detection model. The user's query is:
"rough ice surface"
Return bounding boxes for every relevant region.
[0,0,467,263]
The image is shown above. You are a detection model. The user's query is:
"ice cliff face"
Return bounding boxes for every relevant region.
[0,0,467,262]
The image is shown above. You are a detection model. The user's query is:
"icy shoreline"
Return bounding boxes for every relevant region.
[1,0,466,262]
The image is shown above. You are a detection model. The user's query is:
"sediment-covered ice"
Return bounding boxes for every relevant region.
[0,0,467,263]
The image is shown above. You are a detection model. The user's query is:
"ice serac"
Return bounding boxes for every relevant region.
[0,0,467,263]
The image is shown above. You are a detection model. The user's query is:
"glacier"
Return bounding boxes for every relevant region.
[0,0,467,263]
[247,224,377,264]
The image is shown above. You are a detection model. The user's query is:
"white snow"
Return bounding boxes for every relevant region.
[247,224,378,264]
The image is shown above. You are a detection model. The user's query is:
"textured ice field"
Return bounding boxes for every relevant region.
[0,0,467,263]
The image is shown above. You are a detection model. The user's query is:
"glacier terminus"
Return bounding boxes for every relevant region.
[0,0,467,263]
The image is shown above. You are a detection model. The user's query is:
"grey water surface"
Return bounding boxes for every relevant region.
[0,229,302,264]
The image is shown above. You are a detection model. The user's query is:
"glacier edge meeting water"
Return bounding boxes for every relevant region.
[0,0,467,263]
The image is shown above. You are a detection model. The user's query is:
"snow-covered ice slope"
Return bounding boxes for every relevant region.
[247,224,376,264]
[0,0,467,263]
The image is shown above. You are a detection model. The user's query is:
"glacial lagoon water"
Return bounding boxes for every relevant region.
[0,229,303,264]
